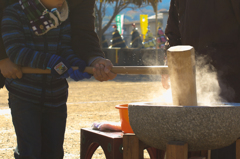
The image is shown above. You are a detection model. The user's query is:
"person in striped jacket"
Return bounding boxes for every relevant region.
[0,0,117,87]
[1,0,92,158]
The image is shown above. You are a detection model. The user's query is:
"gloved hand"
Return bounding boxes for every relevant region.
[47,54,73,78]
[70,71,91,81]
[70,59,92,81]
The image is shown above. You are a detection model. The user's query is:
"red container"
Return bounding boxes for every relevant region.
[115,104,134,133]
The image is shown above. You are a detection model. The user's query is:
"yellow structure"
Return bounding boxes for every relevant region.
[140,15,148,40]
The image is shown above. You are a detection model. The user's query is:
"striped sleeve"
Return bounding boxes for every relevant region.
[1,7,51,69]
[59,20,84,66]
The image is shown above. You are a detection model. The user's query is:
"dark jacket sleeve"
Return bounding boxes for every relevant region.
[68,0,105,62]
[164,0,182,51]
[0,0,18,60]
[0,5,8,60]
[0,33,8,60]
[231,0,240,25]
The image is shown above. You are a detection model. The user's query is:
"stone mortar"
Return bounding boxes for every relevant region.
[128,102,240,151]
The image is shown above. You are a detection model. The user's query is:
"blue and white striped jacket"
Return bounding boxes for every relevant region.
[1,3,80,107]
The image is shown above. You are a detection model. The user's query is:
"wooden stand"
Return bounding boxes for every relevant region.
[166,141,188,159]
[81,128,165,159]
[165,139,240,159]
[80,128,123,159]
[236,139,240,159]
[123,134,240,159]
[123,134,165,159]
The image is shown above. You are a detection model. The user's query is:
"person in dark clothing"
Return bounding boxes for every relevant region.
[102,35,109,48]
[130,23,144,48]
[0,0,116,86]
[163,0,240,159]
[110,24,127,48]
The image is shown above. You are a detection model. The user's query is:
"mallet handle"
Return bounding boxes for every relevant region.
[21,66,168,75]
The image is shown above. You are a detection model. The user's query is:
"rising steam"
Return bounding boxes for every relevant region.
[195,55,224,105]
[146,54,234,105]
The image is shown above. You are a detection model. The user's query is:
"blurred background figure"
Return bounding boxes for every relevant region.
[143,26,156,49]
[110,24,127,48]
[101,35,109,48]
[157,27,166,49]
[130,23,144,48]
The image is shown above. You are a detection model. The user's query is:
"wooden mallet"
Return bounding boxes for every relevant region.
[21,66,169,75]
[21,45,197,107]
[167,45,197,106]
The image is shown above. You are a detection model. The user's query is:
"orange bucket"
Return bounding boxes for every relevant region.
[115,104,134,133]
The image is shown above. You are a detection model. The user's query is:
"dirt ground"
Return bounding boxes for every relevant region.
[0,75,166,159]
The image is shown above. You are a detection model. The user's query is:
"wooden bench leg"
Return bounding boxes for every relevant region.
[236,138,240,159]
[84,143,100,159]
[188,150,209,159]
[123,134,144,159]
[147,147,165,159]
[123,133,166,159]
[166,141,188,159]
[81,130,100,159]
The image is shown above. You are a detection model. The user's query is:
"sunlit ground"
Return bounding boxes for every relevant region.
[0,75,168,159]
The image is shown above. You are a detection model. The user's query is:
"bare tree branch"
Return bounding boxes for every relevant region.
[94,0,149,47]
